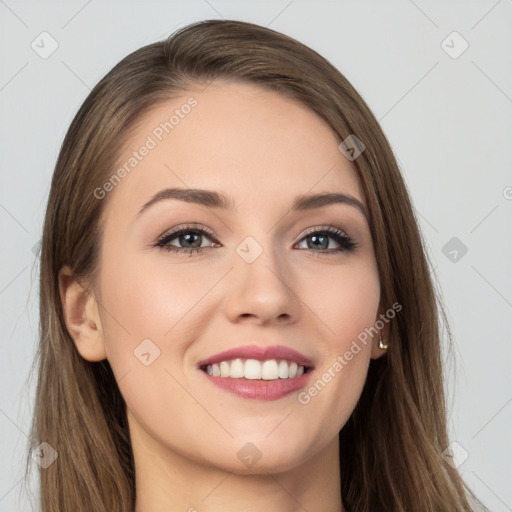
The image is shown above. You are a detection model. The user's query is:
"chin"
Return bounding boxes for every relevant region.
[205,434,316,475]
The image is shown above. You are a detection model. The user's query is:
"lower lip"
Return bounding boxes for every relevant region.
[199,370,312,400]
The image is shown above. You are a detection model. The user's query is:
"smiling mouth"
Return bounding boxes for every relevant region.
[200,358,311,380]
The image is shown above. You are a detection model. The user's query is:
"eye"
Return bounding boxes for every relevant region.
[295,226,357,255]
[153,224,357,256]
[154,224,218,256]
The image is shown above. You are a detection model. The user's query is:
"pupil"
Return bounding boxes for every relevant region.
[180,233,201,248]
[309,234,327,250]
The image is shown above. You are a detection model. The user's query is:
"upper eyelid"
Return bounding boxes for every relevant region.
[157,224,216,242]
[300,225,349,237]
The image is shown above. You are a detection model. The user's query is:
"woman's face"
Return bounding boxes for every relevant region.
[91,80,382,473]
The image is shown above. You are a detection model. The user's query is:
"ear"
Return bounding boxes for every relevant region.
[370,306,390,360]
[58,265,107,362]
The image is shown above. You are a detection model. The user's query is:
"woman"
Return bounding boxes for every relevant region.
[24,19,486,511]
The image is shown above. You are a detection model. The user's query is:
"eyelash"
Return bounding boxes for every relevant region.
[154,223,358,257]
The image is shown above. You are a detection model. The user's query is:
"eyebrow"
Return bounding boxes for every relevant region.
[137,187,368,219]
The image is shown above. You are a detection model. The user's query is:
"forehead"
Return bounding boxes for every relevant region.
[106,80,364,216]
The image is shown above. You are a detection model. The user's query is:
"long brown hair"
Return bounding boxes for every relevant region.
[23,19,486,511]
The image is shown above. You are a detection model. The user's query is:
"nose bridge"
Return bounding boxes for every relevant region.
[224,233,299,322]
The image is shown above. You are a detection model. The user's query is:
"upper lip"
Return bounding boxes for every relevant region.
[197,344,315,369]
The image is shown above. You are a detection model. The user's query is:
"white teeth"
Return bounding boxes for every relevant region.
[244,359,261,379]
[278,360,289,378]
[204,358,306,380]
[261,360,278,380]
[220,361,230,377]
[229,358,244,378]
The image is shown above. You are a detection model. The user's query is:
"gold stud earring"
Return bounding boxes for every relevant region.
[378,333,388,350]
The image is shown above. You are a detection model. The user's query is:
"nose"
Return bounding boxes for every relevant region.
[223,241,300,326]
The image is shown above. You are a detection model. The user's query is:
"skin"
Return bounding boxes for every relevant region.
[60,80,388,512]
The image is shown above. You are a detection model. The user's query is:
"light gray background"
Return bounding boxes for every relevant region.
[1,1,511,510]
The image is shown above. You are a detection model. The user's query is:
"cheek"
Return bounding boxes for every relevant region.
[306,258,380,348]
[296,259,379,423]
[96,251,213,430]
[98,248,213,350]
